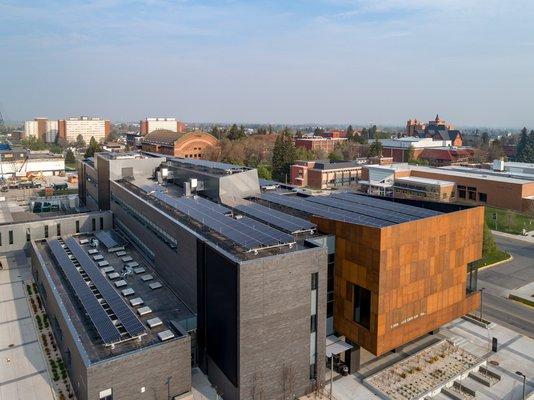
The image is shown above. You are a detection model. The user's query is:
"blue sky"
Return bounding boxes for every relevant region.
[1,0,533,127]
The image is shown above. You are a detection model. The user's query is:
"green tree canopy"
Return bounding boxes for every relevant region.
[271,131,296,182]
[84,136,102,158]
[227,124,246,140]
[256,164,272,180]
[368,139,383,157]
[65,149,76,165]
[21,136,46,151]
[75,134,86,148]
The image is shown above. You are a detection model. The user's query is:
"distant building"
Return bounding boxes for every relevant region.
[294,136,347,153]
[406,115,463,146]
[141,129,218,158]
[59,116,110,143]
[140,117,186,136]
[290,160,362,189]
[361,162,534,211]
[0,149,64,178]
[24,118,59,142]
[315,130,348,139]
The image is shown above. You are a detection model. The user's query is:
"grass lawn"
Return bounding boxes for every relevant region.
[471,248,510,269]
[484,206,534,235]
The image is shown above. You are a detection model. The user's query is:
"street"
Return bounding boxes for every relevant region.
[478,235,534,337]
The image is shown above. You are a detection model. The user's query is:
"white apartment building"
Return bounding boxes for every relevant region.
[24,118,59,143]
[140,117,185,135]
[62,116,110,143]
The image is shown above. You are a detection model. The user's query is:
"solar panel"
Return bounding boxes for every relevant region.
[48,239,121,345]
[239,216,294,244]
[261,193,389,227]
[95,231,118,249]
[64,237,146,338]
[169,158,246,173]
[306,196,414,224]
[331,192,441,218]
[235,203,316,233]
[152,191,294,251]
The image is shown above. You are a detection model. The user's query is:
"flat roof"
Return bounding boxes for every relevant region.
[434,166,534,184]
[35,233,193,363]
[115,179,317,260]
[257,191,441,228]
[395,176,455,187]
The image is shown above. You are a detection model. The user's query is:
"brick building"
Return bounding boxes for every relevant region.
[140,117,186,136]
[290,160,362,189]
[294,136,347,153]
[141,129,218,158]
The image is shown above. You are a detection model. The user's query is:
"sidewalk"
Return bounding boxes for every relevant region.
[492,230,534,243]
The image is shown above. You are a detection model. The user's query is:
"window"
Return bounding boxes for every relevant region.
[0,232,2,246]
[99,388,113,400]
[26,228,31,242]
[75,220,80,234]
[311,272,318,290]
[44,225,49,238]
[100,216,104,230]
[478,192,487,203]
[310,314,317,333]
[353,284,371,329]
[457,185,466,199]
[92,218,96,232]
[9,230,13,245]
[56,223,61,236]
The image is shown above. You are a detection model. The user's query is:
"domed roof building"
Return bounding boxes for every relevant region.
[141,129,218,158]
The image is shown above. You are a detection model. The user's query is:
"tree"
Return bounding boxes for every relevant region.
[210,125,221,140]
[361,127,369,142]
[65,149,76,165]
[227,124,245,140]
[368,139,383,157]
[346,124,355,139]
[480,131,490,148]
[368,124,377,140]
[76,134,86,149]
[21,136,46,151]
[256,165,272,180]
[328,149,344,162]
[488,139,505,161]
[84,136,102,158]
[271,130,296,182]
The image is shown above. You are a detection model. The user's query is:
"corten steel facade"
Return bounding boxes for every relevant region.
[311,206,483,356]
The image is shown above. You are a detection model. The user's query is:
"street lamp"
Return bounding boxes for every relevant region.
[479,287,485,322]
[515,371,526,400]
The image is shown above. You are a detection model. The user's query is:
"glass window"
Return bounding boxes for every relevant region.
[311,272,318,290]
[353,284,371,329]
[99,388,113,400]
[478,192,487,203]
[44,225,49,238]
[75,220,80,233]
[9,230,13,245]
[100,217,104,230]
[92,218,96,231]
[57,223,61,236]
[0,232,2,246]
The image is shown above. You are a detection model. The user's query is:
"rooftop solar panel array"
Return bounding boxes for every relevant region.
[95,231,124,250]
[235,203,316,233]
[64,237,146,339]
[151,192,295,251]
[261,193,389,227]
[330,192,440,218]
[260,192,441,227]
[47,239,122,345]
[169,158,246,173]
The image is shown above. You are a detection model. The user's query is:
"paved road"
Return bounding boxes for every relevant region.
[477,235,534,337]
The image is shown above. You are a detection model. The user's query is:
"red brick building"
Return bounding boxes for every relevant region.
[294,137,347,153]
[141,129,218,158]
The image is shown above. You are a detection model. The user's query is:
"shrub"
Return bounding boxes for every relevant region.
[27,284,32,296]
[35,315,43,330]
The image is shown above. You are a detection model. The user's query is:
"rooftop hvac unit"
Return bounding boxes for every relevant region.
[492,159,505,171]
[190,178,197,189]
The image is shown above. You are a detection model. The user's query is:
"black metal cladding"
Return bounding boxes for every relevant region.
[47,239,122,345]
[64,237,146,338]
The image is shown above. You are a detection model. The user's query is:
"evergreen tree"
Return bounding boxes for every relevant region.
[210,126,221,139]
[271,131,296,182]
[84,137,102,158]
[368,139,383,157]
[227,124,245,140]
[369,125,377,140]
[65,149,76,164]
[346,125,355,139]
[361,127,369,142]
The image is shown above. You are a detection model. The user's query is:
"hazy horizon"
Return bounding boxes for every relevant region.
[1,1,533,128]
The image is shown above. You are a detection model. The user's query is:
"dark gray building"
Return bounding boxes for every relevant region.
[77,153,328,400]
[30,233,192,400]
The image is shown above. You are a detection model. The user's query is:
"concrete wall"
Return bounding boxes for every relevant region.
[0,211,112,253]
[238,246,327,400]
